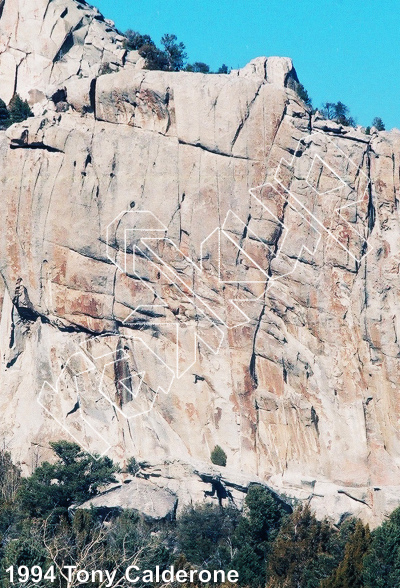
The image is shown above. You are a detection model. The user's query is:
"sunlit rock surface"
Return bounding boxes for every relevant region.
[1,0,400,527]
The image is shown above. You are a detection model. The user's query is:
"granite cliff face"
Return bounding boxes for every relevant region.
[1,0,400,526]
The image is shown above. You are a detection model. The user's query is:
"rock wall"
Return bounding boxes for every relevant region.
[1,0,400,526]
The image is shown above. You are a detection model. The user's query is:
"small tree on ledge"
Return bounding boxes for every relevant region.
[296,82,312,107]
[210,445,227,467]
[372,116,385,131]
[0,98,10,129]
[126,456,140,476]
[8,94,33,125]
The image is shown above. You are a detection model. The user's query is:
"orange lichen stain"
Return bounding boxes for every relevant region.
[228,325,253,349]
[52,246,67,285]
[229,390,241,414]
[56,291,104,319]
[173,396,182,411]
[214,407,222,429]
[243,365,256,398]
[65,315,108,333]
[375,178,387,193]
[185,402,197,421]
[257,357,284,397]
[381,240,390,259]
[138,89,167,121]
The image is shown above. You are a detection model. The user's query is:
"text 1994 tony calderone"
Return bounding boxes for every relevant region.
[5,564,240,585]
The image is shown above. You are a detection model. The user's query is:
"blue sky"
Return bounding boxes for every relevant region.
[94,0,400,129]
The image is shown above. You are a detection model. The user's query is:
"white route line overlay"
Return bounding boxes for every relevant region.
[38,130,373,457]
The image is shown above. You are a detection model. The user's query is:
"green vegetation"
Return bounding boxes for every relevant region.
[0,94,33,129]
[365,116,385,135]
[161,34,188,71]
[321,101,356,127]
[125,30,187,71]
[321,520,371,588]
[18,440,118,519]
[185,62,210,73]
[0,98,10,129]
[268,506,365,588]
[124,29,231,74]
[124,30,154,51]
[1,442,400,587]
[124,28,389,131]
[217,64,230,74]
[126,456,140,476]
[232,485,286,587]
[363,507,400,587]
[210,444,227,466]
[296,82,312,107]
[177,503,239,568]
[372,116,385,131]
[8,94,33,124]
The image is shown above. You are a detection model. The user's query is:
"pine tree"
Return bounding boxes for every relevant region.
[321,101,356,127]
[372,117,385,131]
[217,64,229,74]
[296,82,312,107]
[18,441,118,519]
[267,504,335,587]
[8,94,33,125]
[210,444,227,466]
[160,33,187,71]
[363,507,400,587]
[232,485,286,587]
[124,30,154,51]
[0,98,10,129]
[177,503,239,567]
[321,520,371,588]
[185,62,210,73]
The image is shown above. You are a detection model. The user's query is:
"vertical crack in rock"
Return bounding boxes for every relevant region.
[250,190,289,385]
[357,141,375,277]
[362,398,370,448]
[89,78,97,114]
[6,280,41,368]
[392,153,398,208]
[366,143,376,235]
[250,293,266,386]
[42,0,52,25]
[308,109,313,133]
[114,339,131,407]
[13,278,40,322]
[235,214,251,265]
[270,102,288,148]
[54,30,75,63]
[77,22,94,77]
[111,263,119,325]
[12,61,20,99]
[231,80,265,149]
